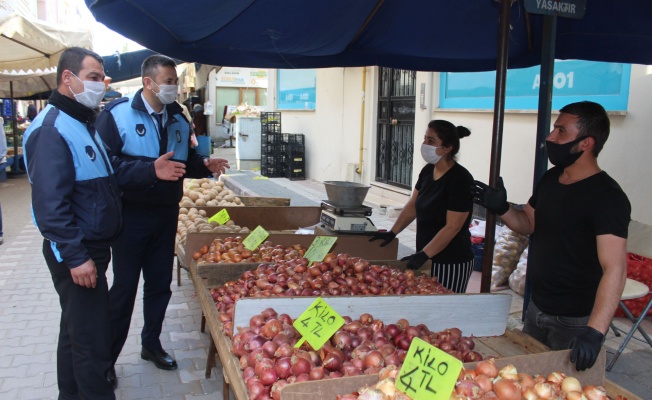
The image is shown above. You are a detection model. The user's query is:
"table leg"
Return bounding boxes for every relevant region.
[205,337,217,378]
[201,313,206,333]
[177,255,182,286]
[607,298,652,371]
[223,373,230,400]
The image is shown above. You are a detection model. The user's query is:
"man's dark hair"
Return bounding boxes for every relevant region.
[56,47,104,85]
[559,101,610,156]
[141,54,177,80]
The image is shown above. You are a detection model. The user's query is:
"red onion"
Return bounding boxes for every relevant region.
[357,327,372,341]
[254,357,275,377]
[261,319,283,339]
[342,362,362,376]
[332,331,353,350]
[245,335,267,352]
[363,350,384,369]
[247,348,265,367]
[294,373,310,382]
[323,353,343,371]
[246,380,265,399]
[243,366,255,381]
[384,351,400,366]
[463,350,483,362]
[275,357,292,379]
[260,368,278,385]
[385,324,401,339]
[274,343,294,358]
[250,315,266,329]
[270,380,289,400]
[359,313,373,325]
[342,321,362,334]
[396,318,409,331]
[455,380,482,399]
[309,366,326,381]
[262,341,279,358]
[394,334,411,350]
[290,356,311,376]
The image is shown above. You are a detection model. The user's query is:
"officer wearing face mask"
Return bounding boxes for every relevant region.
[471,101,631,371]
[22,47,119,400]
[95,54,230,385]
[370,120,475,293]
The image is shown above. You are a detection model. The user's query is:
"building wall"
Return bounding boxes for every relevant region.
[267,64,652,225]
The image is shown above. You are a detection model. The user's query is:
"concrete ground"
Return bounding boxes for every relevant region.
[0,146,650,399]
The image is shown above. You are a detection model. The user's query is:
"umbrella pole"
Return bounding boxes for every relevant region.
[522,15,557,318]
[481,0,513,293]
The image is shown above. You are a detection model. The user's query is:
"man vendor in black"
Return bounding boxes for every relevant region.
[472,101,631,371]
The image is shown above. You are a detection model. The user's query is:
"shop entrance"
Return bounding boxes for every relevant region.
[375,67,416,190]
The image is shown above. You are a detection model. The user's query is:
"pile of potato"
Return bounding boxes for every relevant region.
[180,178,244,208]
[177,207,251,246]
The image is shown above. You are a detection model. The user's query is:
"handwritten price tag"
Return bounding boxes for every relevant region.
[293,297,345,350]
[208,209,230,225]
[395,337,462,400]
[303,236,338,262]
[242,226,270,251]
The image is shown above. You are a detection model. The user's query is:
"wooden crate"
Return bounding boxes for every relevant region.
[193,206,321,231]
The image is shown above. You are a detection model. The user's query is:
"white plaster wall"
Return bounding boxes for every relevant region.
[267,65,652,224]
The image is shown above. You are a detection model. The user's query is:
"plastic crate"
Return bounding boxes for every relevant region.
[261,153,288,168]
[262,132,286,144]
[261,143,289,155]
[288,145,305,159]
[261,124,282,134]
[261,112,282,125]
[261,165,286,178]
[287,133,305,146]
[286,166,306,180]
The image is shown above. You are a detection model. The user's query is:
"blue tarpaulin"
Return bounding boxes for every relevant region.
[85,0,652,72]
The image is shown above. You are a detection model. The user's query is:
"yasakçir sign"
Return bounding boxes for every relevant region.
[524,0,586,19]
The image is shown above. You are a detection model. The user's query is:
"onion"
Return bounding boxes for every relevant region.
[566,391,584,400]
[246,381,265,399]
[517,373,535,391]
[384,351,400,366]
[393,333,411,350]
[534,382,553,399]
[463,350,483,362]
[475,358,498,379]
[247,348,265,368]
[494,379,521,400]
[245,335,267,352]
[583,385,607,400]
[439,341,453,352]
[243,366,255,381]
[250,315,266,329]
[323,353,343,371]
[291,356,311,376]
[260,368,278,385]
[474,374,493,393]
[561,376,582,393]
[275,357,292,379]
[342,321,362,334]
[309,366,326,381]
[294,373,310,382]
[332,331,353,350]
[498,364,518,381]
[405,326,420,339]
[547,371,565,384]
[262,341,279,358]
[254,357,275,377]
[359,313,373,325]
[522,388,538,400]
[385,324,401,339]
[363,350,385,369]
[455,380,483,399]
[460,336,475,350]
[270,380,289,400]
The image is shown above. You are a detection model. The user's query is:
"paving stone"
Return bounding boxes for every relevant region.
[120,384,164,399]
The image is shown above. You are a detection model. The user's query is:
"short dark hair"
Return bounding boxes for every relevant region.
[427,120,471,159]
[141,54,177,80]
[56,47,103,85]
[559,101,610,156]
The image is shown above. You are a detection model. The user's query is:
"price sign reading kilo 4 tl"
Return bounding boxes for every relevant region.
[293,297,344,350]
[396,337,463,400]
[303,236,338,262]
[242,226,270,251]
[208,209,230,225]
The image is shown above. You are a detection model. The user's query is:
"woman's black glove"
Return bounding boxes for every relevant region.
[369,230,396,247]
[471,177,510,216]
[569,326,604,371]
[400,251,429,270]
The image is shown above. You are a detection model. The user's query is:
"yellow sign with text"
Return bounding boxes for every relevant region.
[293,297,345,350]
[208,209,230,225]
[242,225,270,251]
[395,337,462,400]
[303,236,338,262]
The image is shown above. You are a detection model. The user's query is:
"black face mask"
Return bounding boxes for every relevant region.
[546,136,585,168]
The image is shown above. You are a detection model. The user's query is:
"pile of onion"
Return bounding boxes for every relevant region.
[213,252,451,336]
[193,236,307,264]
[233,309,479,400]
[454,361,612,400]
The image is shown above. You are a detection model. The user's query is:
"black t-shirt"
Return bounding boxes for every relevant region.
[414,163,474,263]
[528,167,631,317]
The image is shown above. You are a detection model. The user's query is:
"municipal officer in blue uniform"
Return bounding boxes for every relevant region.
[23,47,118,400]
[95,54,229,381]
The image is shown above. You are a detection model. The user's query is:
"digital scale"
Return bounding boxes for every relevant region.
[320,201,378,234]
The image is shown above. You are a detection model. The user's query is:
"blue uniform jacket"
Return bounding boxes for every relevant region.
[95,89,210,206]
[23,105,123,269]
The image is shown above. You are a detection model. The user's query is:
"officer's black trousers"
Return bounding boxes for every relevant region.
[44,239,114,400]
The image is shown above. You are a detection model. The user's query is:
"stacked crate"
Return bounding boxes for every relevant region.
[259,113,306,180]
[260,112,285,177]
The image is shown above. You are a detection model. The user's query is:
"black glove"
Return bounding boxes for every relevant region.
[369,230,397,247]
[471,177,510,216]
[400,251,430,270]
[569,326,604,371]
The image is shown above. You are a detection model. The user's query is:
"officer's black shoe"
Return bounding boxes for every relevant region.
[107,367,117,389]
[141,347,178,370]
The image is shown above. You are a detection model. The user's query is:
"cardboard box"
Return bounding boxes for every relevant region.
[280,350,642,400]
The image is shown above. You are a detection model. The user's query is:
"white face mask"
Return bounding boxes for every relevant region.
[68,73,106,109]
[421,143,443,164]
[150,80,178,105]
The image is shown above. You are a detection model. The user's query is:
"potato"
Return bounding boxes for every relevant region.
[201,182,211,189]
[206,200,217,206]
[195,198,206,206]
[188,192,200,201]
[180,199,194,208]
[198,210,207,217]
[234,197,241,205]
[225,220,235,226]
[179,207,189,215]
[216,181,225,187]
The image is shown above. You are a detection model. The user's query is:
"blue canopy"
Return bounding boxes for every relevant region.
[85,0,652,71]
[102,49,183,83]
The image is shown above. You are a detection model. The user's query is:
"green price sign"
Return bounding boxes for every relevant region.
[395,337,463,400]
[303,236,338,262]
[292,297,345,350]
[208,209,230,225]
[242,225,270,251]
